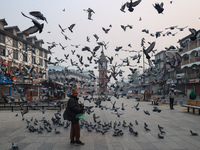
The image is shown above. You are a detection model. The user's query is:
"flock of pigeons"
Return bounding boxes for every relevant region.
[2,1,199,148]
[17,0,199,93]
[11,94,199,149]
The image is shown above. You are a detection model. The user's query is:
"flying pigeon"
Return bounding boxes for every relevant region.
[153,2,164,14]
[29,11,48,23]
[84,8,95,20]
[126,0,142,12]
[68,24,75,33]
[21,12,44,35]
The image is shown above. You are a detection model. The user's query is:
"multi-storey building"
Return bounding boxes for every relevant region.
[0,18,49,99]
[178,31,200,96]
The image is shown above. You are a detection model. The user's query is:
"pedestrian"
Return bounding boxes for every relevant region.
[68,89,85,145]
[189,90,196,100]
[169,88,175,110]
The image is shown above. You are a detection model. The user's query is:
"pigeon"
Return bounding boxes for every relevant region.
[115,46,123,52]
[21,12,44,35]
[165,25,177,30]
[93,34,99,41]
[189,28,197,41]
[158,133,164,139]
[120,3,126,13]
[190,130,198,136]
[68,24,75,33]
[135,120,138,125]
[143,41,155,60]
[55,128,60,134]
[29,11,48,23]
[58,24,67,32]
[126,0,142,12]
[12,142,18,150]
[177,26,188,31]
[84,8,95,20]
[153,2,164,14]
[61,32,71,40]
[144,126,151,131]
[102,27,110,34]
[59,43,67,50]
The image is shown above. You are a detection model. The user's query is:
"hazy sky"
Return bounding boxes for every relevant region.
[1,0,200,80]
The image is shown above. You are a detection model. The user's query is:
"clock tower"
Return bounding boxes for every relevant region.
[98,50,108,94]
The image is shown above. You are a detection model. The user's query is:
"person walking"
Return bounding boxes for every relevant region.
[68,89,85,145]
[169,88,175,110]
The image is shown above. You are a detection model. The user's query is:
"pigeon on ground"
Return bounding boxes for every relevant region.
[12,142,18,150]
[158,133,164,139]
[190,130,198,136]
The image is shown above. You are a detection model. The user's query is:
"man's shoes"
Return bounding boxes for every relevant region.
[76,140,84,145]
[70,140,76,144]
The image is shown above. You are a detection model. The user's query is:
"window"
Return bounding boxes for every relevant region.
[39,50,43,57]
[0,45,6,56]
[44,52,47,58]
[0,33,5,43]
[39,58,43,66]
[32,56,36,64]
[23,43,27,50]
[45,61,47,68]
[13,49,18,59]
[13,39,18,48]
[23,52,27,62]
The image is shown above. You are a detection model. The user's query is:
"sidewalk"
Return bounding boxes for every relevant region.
[0,96,200,150]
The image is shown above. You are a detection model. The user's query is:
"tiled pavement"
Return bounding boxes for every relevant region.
[0,97,200,150]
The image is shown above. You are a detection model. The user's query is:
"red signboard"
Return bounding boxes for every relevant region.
[189,78,199,83]
[0,61,8,65]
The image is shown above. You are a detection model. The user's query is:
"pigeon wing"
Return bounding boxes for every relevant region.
[29,11,48,23]
[132,0,142,7]
[146,42,156,53]
[23,25,39,35]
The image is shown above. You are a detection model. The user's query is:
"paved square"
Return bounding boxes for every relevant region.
[0,97,200,150]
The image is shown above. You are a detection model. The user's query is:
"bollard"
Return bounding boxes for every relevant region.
[11,106,13,112]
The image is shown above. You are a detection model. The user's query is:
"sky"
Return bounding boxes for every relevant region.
[1,0,200,81]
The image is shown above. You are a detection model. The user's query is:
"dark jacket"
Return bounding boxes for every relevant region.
[67,95,83,122]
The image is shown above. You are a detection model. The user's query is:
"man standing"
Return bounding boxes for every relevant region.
[169,88,175,110]
[68,89,85,145]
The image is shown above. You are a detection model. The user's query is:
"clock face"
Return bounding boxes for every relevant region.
[102,62,106,68]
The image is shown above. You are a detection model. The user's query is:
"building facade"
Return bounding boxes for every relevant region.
[0,18,49,99]
[178,31,200,96]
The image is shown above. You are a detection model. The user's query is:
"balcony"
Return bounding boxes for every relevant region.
[181,57,200,65]
[182,59,189,65]
[185,73,199,79]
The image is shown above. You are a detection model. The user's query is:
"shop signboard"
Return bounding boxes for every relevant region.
[24,78,33,84]
[189,78,199,83]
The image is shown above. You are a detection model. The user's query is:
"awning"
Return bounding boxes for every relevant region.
[38,80,70,88]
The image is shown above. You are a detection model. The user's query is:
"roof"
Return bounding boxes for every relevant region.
[4,26,20,32]
[99,50,108,62]
[0,18,8,26]
[39,80,70,87]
